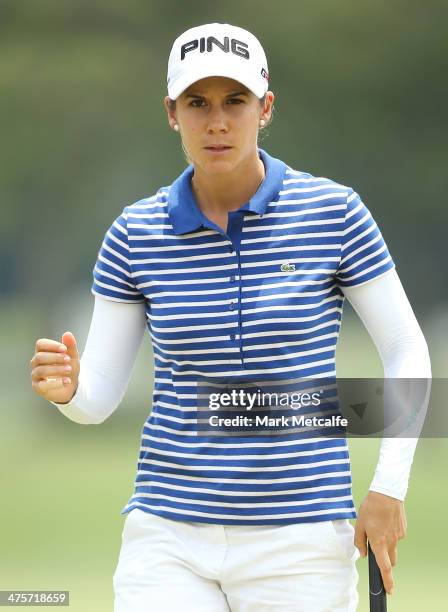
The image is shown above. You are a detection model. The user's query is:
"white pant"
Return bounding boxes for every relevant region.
[113,508,360,612]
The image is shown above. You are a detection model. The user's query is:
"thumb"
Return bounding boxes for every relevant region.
[61,331,79,359]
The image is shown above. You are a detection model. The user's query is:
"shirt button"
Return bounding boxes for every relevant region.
[228,245,234,253]
[229,275,235,283]
[229,302,235,310]
[230,334,236,341]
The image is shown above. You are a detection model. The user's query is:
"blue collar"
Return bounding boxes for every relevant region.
[167,148,287,235]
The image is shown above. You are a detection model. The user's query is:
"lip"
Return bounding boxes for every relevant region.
[204,145,233,153]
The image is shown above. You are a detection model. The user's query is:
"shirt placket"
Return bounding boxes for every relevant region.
[227,211,246,369]
[214,211,246,369]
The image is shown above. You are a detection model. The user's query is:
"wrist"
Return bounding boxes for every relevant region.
[368,485,405,502]
[367,489,404,504]
[54,383,79,405]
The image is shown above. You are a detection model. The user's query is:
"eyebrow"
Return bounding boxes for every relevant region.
[184,91,249,98]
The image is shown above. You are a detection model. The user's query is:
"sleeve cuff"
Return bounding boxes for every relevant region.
[368,485,406,502]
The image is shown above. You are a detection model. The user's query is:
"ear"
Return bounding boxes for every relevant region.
[260,90,275,125]
[163,96,178,130]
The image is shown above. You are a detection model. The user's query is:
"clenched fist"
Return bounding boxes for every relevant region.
[30,331,80,404]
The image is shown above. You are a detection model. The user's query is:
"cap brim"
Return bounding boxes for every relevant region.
[168,62,266,100]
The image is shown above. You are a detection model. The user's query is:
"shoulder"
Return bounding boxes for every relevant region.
[281,164,354,200]
[101,187,172,241]
[272,164,359,223]
[123,186,171,218]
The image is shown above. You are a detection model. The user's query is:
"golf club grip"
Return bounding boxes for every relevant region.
[368,542,387,611]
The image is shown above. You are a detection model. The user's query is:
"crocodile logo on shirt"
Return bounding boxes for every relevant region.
[280,262,296,272]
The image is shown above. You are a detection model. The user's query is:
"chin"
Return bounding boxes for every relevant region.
[199,151,240,174]
[205,160,236,173]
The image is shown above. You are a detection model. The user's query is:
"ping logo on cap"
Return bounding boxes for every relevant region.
[181,36,250,61]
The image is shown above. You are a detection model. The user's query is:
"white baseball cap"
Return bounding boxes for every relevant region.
[167,23,269,100]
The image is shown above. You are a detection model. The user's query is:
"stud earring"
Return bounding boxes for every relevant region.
[173,123,179,132]
[259,119,266,128]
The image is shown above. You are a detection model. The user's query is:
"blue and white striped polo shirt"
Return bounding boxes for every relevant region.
[91,147,395,525]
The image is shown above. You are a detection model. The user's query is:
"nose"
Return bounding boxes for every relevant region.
[206,106,228,134]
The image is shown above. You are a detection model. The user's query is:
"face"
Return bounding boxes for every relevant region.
[164,76,274,175]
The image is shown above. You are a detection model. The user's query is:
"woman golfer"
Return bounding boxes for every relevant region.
[30,23,431,612]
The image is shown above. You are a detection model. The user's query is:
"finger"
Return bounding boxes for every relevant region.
[33,377,71,393]
[30,351,71,368]
[60,331,79,360]
[31,364,72,381]
[389,543,398,567]
[354,523,367,557]
[35,338,67,353]
[372,545,394,594]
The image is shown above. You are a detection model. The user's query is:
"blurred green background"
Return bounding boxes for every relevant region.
[1,1,447,610]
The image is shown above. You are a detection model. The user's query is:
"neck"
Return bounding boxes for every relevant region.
[191,150,265,215]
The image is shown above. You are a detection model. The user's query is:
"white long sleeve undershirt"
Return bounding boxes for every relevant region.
[51,267,431,502]
[341,269,431,501]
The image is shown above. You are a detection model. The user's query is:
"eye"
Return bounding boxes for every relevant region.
[227,98,244,104]
[190,99,206,107]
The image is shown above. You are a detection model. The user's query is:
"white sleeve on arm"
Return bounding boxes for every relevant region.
[50,296,147,425]
[341,268,432,501]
